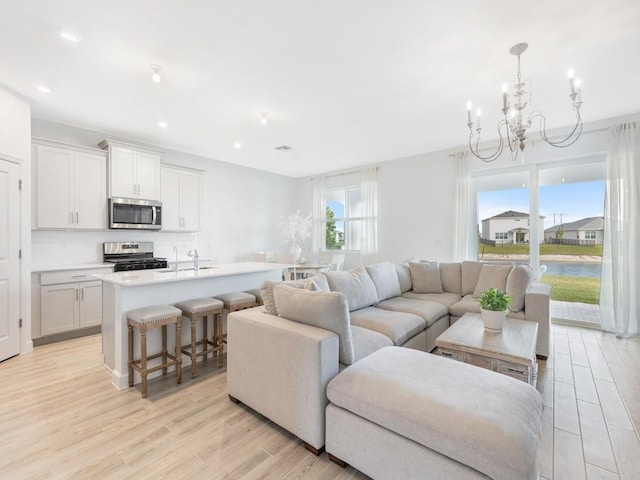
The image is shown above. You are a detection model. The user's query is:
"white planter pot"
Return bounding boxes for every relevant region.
[481,308,506,333]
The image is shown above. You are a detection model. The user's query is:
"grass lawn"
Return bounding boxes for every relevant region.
[541,274,601,304]
[479,243,603,257]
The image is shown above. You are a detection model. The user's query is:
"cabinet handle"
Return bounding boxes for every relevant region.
[72,274,87,279]
[76,288,79,301]
[75,212,79,224]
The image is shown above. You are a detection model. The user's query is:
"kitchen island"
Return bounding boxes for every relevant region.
[98,262,286,389]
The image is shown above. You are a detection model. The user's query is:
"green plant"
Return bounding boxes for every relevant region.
[479,288,513,312]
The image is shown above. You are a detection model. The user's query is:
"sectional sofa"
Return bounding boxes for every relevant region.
[227,260,550,453]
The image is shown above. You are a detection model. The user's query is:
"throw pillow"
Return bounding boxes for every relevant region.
[395,262,413,293]
[261,278,310,316]
[307,273,330,292]
[473,264,513,298]
[365,262,402,301]
[325,266,379,312]
[461,261,484,295]
[506,264,534,312]
[439,262,462,294]
[273,284,355,365]
[409,261,443,293]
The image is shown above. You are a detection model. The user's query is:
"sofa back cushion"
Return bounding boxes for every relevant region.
[261,278,310,316]
[409,261,443,293]
[506,264,534,312]
[461,261,485,295]
[473,264,513,298]
[395,263,413,293]
[325,266,379,312]
[273,284,355,365]
[439,262,462,294]
[365,262,402,301]
[307,273,330,292]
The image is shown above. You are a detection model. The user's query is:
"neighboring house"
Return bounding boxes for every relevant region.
[481,210,546,245]
[544,216,604,245]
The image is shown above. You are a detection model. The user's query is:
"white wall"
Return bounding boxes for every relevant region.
[0,85,32,353]
[31,118,297,266]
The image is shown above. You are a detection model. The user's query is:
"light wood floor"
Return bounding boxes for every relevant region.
[1,325,639,479]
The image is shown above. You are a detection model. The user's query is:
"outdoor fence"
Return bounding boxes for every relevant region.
[544,238,597,246]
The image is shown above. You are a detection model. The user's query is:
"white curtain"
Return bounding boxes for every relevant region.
[311,176,326,261]
[359,167,379,265]
[453,151,472,262]
[599,122,640,337]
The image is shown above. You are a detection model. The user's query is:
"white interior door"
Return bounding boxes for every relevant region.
[0,158,20,361]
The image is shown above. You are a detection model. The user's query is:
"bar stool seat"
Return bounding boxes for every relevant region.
[175,297,224,378]
[127,305,182,398]
[243,288,264,306]
[214,292,257,346]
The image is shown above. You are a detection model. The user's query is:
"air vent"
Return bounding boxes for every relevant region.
[275,145,293,152]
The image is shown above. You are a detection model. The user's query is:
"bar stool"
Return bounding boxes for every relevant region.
[174,297,224,378]
[213,292,257,346]
[127,305,182,398]
[243,288,264,306]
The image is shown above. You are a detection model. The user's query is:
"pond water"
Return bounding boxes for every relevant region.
[542,261,601,279]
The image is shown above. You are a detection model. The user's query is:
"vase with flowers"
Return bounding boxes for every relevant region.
[280,210,312,277]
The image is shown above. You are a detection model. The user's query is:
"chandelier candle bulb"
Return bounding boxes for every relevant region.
[476,108,482,129]
[467,102,472,124]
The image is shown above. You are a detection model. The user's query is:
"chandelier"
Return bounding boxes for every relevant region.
[467,43,583,162]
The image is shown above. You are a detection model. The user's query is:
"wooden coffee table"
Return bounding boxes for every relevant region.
[435,312,538,385]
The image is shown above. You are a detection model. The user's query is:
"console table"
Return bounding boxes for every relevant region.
[435,313,538,385]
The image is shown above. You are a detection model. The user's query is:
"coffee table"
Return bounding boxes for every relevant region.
[435,312,538,385]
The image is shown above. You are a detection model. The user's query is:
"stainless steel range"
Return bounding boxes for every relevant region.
[103,242,168,272]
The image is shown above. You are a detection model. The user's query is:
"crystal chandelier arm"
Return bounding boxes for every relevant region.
[529,109,583,148]
[468,120,506,162]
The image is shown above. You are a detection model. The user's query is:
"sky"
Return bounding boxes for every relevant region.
[478,180,605,229]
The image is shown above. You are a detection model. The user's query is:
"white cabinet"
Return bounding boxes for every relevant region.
[39,268,110,338]
[161,165,202,231]
[32,139,107,230]
[99,139,161,200]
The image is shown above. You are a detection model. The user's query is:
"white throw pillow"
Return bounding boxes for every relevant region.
[273,284,355,365]
[325,266,379,312]
[395,262,413,293]
[473,264,513,298]
[365,262,402,301]
[409,261,443,294]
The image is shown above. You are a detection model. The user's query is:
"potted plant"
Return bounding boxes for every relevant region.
[479,287,513,332]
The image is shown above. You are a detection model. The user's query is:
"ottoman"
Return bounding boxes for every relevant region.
[326,346,542,480]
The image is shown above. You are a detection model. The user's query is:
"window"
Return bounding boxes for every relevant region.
[585,230,597,239]
[323,185,364,250]
[495,232,508,240]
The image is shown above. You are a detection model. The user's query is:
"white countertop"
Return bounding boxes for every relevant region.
[32,263,114,273]
[95,261,288,286]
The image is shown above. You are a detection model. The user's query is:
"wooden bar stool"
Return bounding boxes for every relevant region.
[213,292,257,346]
[174,297,224,378]
[243,288,264,306]
[127,305,183,398]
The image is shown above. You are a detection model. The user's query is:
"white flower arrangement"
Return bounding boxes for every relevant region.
[280,210,312,247]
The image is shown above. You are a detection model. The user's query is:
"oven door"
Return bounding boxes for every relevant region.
[109,198,162,230]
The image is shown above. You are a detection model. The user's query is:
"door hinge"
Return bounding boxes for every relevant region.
[19,179,22,191]
[19,318,23,328]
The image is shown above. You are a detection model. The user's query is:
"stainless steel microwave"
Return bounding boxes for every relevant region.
[109,197,162,230]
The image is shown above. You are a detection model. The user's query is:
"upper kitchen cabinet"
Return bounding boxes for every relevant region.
[32,138,107,230]
[161,165,202,231]
[99,139,162,201]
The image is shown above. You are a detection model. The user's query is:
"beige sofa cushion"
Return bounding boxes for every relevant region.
[401,291,462,310]
[261,278,310,315]
[350,307,425,346]
[273,284,355,365]
[365,262,402,301]
[507,264,534,312]
[473,264,513,298]
[450,294,481,317]
[376,297,448,328]
[409,261,443,293]
[307,273,330,292]
[395,263,413,293]
[326,266,379,312]
[461,261,484,295]
[439,262,462,295]
[350,325,394,364]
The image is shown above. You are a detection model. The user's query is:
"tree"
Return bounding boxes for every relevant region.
[555,227,564,240]
[325,206,339,249]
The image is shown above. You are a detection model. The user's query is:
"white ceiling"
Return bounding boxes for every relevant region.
[2,0,639,178]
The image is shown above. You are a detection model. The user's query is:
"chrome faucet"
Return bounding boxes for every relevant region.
[188,249,199,271]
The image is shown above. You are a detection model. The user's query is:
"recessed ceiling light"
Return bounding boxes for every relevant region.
[150,64,162,83]
[59,30,81,42]
[36,85,51,93]
[158,121,168,129]
[234,141,242,148]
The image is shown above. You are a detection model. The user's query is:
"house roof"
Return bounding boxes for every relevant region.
[482,210,545,222]
[544,216,604,233]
